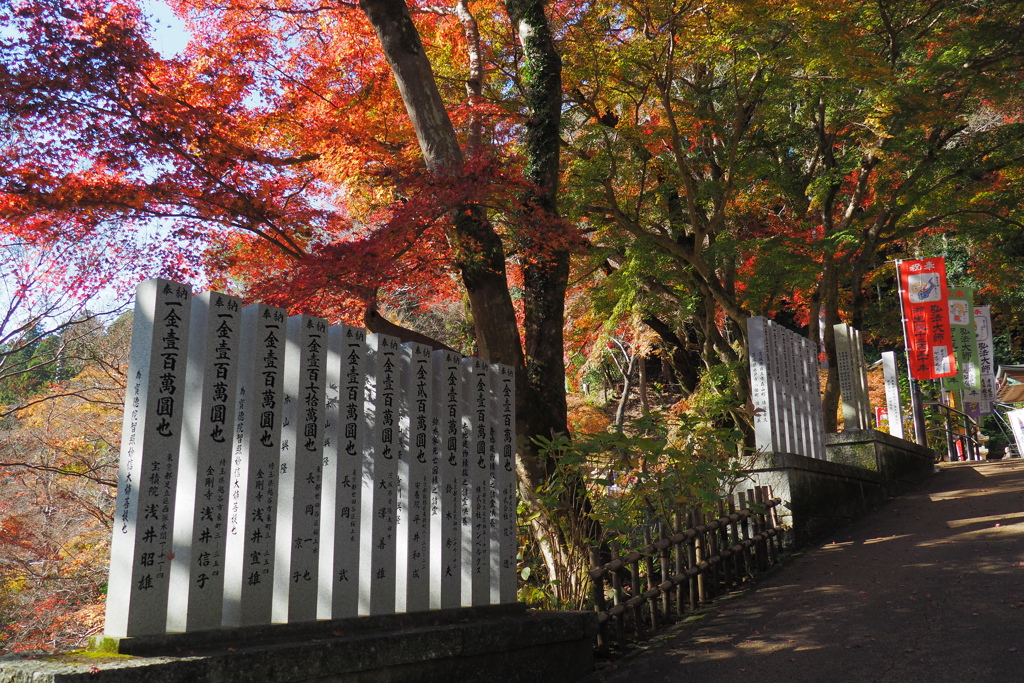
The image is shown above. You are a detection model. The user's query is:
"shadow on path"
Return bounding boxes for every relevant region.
[583,460,1024,683]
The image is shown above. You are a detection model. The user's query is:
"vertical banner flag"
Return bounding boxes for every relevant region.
[897,257,957,380]
[964,305,997,409]
[945,287,980,391]
[1007,408,1024,459]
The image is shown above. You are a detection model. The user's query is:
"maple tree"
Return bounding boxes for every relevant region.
[1,0,593,597]
[0,246,129,651]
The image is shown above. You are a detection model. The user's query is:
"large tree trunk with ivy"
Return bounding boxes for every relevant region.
[360,0,597,607]
[506,0,601,606]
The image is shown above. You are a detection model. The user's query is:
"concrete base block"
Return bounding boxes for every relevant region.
[0,605,598,683]
[743,431,935,548]
[824,429,935,494]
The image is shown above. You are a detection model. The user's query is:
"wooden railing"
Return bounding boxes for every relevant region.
[588,486,784,653]
[924,401,983,462]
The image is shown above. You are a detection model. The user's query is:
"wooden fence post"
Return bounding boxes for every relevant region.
[589,546,607,653]
[673,513,685,618]
[609,540,627,650]
[686,512,698,610]
[629,551,646,640]
[694,508,708,604]
[659,522,670,618]
[728,495,742,586]
[752,487,767,572]
[642,526,658,630]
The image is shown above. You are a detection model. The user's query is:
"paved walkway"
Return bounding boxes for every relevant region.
[583,460,1024,683]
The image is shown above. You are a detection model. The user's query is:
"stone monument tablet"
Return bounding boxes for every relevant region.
[273,315,328,623]
[105,279,192,637]
[222,303,288,628]
[397,342,433,613]
[834,323,868,430]
[431,350,463,609]
[167,291,242,632]
[318,324,366,619]
[747,317,826,461]
[803,337,826,459]
[103,280,521,635]
[363,333,401,615]
[491,364,516,603]
[747,317,777,454]
[458,358,477,607]
[468,358,492,606]
[852,328,871,427]
[786,325,809,456]
[881,351,905,439]
[770,322,795,453]
[1007,408,1024,458]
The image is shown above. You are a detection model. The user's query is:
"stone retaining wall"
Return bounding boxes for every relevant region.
[0,605,597,683]
[743,430,935,548]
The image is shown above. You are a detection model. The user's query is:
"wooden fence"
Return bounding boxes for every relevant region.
[589,485,784,653]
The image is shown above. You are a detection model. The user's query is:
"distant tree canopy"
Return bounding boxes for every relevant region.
[0,324,87,407]
[0,308,129,652]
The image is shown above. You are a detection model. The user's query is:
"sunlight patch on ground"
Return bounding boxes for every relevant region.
[800,585,856,597]
[972,462,1024,477]
[928,483,1024,501]
[946,512,1024,528]
[822,541,855,551]
[915,524,1024,548]
[863,534,912,544]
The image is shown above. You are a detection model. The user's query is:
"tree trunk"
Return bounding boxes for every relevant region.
[638,355,650,415]
[642,316,700,396]
[357,0,462,174]
[819,256,841,432]
[361,0,593,606]
[614,352,637,431]
[506,0,598,605]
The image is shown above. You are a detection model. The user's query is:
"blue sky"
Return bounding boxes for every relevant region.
[141,0,190,57]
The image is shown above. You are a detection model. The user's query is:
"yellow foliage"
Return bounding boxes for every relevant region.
[567,396,612,435]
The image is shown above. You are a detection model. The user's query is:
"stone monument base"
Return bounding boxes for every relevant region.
[0,605,597,683]
[823,428,936,487]
[743,429,935,548]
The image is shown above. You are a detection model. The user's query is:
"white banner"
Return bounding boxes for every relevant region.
[1007,408,1024,459]
[964,305,996,410]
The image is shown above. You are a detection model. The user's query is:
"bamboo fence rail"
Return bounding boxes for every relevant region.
[588,485,785,653]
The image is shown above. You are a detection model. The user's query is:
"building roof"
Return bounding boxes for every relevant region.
[997,365,1024,404]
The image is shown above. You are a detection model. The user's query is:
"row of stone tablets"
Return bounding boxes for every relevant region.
[104,280,517,638]
[747,316,826,460]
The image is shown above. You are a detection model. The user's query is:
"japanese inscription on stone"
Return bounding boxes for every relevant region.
[273,315,327,623]
[105,279,192,637]
[318,324,366,619]
[222,303,287,627]
[168,291,241,632]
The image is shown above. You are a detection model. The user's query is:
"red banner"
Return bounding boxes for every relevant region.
[898,257,957,380]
